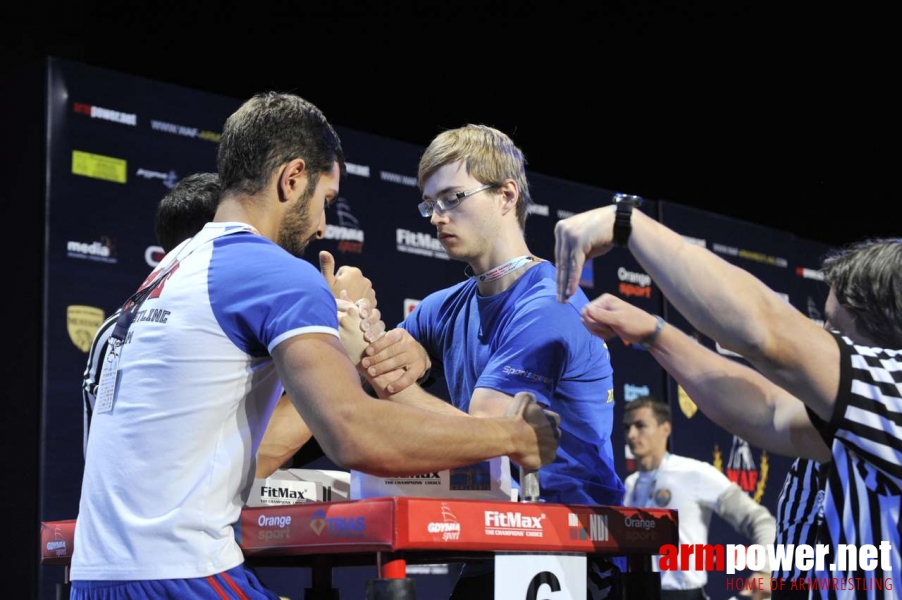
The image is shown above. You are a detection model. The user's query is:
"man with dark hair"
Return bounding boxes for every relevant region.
[556,199,902,598]
[622,396,775,600]
[83,171,382,466]
[624,395,672,424]
[153,172,221,253]
[70,93,560,600]
[81,172,220,454]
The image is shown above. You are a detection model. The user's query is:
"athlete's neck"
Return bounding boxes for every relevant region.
[471,237,538,296]
[214,193,277,242]
[636,451,667,472]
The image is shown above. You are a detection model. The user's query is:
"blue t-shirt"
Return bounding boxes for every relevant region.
[401,261,624,506]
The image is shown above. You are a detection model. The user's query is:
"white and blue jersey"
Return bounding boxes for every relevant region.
[401,261,624,506]
[72,222,338,581]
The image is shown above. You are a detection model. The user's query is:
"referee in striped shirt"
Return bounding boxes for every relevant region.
[556,203,901,600]
[576,293,832,599]
[773,457,827,597]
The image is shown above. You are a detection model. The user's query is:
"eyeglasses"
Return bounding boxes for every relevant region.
[418,183,496,217]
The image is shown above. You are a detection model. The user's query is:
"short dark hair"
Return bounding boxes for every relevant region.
[623,396,672,425]
[217,92,346,197]
[822,238,902,348]
[154,173,220,252]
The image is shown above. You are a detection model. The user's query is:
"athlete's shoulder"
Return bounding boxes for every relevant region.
[211,233,324,283]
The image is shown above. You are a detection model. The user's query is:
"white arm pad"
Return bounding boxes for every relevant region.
[716,483,777,572]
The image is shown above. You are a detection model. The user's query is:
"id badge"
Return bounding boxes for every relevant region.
[95,343,122,413]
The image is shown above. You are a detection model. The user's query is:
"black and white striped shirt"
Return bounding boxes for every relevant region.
[81,309,119,455]
[810,334,902,600]
[771,458,828,600]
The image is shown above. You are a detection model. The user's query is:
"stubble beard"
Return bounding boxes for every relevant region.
[278,193,314,259]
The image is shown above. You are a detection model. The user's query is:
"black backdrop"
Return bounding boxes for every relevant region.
[8,58,834,600]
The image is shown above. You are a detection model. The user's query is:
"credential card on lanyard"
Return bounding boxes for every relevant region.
[94,342,122,413]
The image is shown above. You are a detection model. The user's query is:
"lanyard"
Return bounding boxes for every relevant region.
[465,255,535,283]
[109,222,258,347]
[109,261,180,345]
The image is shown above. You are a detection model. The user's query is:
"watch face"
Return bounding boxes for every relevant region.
[613,193,643,207]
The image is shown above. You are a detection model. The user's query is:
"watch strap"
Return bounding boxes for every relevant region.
[613,193,642,247]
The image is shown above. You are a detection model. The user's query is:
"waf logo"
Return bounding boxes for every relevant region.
[427,503,461,541]
[714,436,768,503]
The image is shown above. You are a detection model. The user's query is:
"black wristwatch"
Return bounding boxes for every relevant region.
[612,193,643,247]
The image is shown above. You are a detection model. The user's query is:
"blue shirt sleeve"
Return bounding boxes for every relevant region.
[208,234,339,357]
[399,295,438,357]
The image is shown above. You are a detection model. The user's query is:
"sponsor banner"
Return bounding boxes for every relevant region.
[324,198,365,254]
[145,245,166,268]
[403,298,420,316]
[67,237,118,264]
[795,266,825,281]
[135,167,178,188]
[677,385,698,419]
[346,162,370,178]
[149,118,220,142]
[401,498,676,553]
[379,170,417,187]
[527,202,550,217]
[617,266,652,299]
[682,235,707,248]
[237,500,395,552]
[711,242,788,268]
[659,540,895,576]
[40,520,76,564]
[624,382,651,402]
[351,458,513,501]
[72,102,137,126]
[41,499,677,563]
[396,228,449,260]
[714,436,769,503]
[66,305,105,353]
[71,150,127,183]
[246,469,350,507]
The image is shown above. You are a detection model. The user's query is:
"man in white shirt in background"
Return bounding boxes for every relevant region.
[623,396,775,600]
